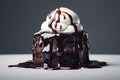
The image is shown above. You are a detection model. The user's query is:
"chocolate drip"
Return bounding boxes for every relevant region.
[63,14,66,19]
[48,18,57,33]
[48,8,61,33]
[71,24,78,33]
[60,25,62,30]
[55,8,61,29]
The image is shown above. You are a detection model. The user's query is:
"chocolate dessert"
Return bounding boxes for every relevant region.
[8,7,107,69]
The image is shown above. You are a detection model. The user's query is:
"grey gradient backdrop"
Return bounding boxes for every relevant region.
[0,0,120,54]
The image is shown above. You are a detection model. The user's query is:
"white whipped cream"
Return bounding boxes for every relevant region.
[35,7,83,35]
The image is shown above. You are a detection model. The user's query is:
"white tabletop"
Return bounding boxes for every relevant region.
[0,54,120,80]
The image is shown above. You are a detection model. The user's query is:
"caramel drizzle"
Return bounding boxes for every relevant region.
[48,7,78,33]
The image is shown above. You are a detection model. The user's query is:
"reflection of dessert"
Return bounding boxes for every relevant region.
[8,7,107,69]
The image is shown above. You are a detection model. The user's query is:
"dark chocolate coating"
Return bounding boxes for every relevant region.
[32,31,90,68]
[8,31,107,69]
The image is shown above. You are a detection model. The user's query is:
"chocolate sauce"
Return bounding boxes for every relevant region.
[48,7,78,33]
[60,25,62,30]
[71,24,78,32]
[55,8,61,29]
[48,18,57,33]
[62,12,78,32]
[63,14,66,19]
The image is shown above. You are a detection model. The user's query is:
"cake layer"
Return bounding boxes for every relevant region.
[32,31,90,68]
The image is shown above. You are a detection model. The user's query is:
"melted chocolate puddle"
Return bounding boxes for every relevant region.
[8,60,107,69]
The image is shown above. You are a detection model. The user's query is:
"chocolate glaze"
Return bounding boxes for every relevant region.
[8,31,107,69]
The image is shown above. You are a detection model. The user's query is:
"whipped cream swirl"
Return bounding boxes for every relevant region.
[35,7,83,35]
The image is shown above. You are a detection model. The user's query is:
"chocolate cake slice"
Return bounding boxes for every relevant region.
[32,31,90,69]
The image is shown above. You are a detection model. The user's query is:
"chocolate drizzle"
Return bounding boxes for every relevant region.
[55,8,61,29]
[63,12,78,32]
[63,14,66,19]
[48,7,78,33]
[60,25,62,29]
[48,18,57,33]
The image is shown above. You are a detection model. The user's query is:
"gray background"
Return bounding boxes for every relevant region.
[0,0,120,54]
